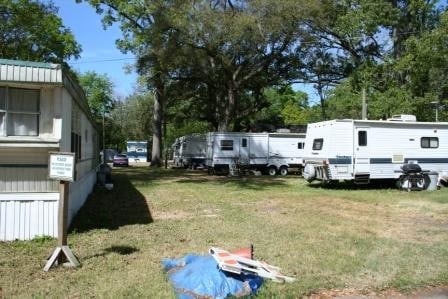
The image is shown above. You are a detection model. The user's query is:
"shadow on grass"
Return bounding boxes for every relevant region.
[104,245,138,255]
[69,171,153,233]
[111,166,291,190]
[307,179,398,190]
[84,245,139,260]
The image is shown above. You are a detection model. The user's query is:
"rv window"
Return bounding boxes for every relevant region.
[220,140,233,151]
[242,138,247,147]
[421,137,439,148]
[297,142,305,149]
[358,131,367,146]
[312,138,323,150]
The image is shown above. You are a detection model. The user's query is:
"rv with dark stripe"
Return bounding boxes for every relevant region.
[302,115,448,185]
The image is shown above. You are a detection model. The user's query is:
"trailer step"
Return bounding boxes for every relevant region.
[354,173,370,184]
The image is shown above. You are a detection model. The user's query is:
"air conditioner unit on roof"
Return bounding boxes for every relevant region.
[387,114,417,122]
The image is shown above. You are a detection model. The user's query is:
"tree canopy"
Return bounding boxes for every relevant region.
[78,71,115,121]
[0,0,81,63]
[77,0,447,166]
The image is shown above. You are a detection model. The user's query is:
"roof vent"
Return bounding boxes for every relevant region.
[387,114,417,122]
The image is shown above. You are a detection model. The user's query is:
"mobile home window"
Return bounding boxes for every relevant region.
[220,140,233,151]
[297,142,305,149]
[312,138,323,150]
[71,104,82,161]
[0,87,40,136]
[242,138,247,147]
[421,137,438,148]
[358,131,367,146]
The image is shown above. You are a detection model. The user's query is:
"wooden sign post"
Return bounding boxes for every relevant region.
[44,152,80,271]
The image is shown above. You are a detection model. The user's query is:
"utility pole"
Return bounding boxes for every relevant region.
[102,106,105,163]
[431,100,439,122]
[361,87,367,120]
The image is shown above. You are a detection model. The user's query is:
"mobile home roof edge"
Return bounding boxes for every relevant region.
[0,59,60,69]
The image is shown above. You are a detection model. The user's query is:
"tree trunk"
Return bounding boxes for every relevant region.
[316,78,326,120]
[218,83,236,132]
[151,78,163,167]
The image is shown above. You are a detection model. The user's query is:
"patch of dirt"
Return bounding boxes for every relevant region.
[309,285,448,299]
[153,208,221,220]
[153,210,192,220]
[303,197,448,243]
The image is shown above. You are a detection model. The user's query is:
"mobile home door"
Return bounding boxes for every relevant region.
[354,127,370,174]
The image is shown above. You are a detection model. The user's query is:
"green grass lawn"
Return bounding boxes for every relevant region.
[1,166,448,298]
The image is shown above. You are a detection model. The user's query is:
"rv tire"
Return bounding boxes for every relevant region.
[268,166,277,176]
[279,166,288,176]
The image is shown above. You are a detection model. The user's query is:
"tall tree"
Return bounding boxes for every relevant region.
[78,0,311,164]
[109,90,154,150]
[168,0,308,131]
[299,0,395,118]
[78,71,115,121]
[0,0,81,63]
[78,0,175,167]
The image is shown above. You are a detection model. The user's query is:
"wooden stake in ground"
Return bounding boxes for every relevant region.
[44,152,80,271]
[43,181,80,271]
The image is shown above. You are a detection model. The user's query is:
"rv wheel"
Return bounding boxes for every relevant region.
[268,166,277,176]
[279,166,288,176]
[416,177,426,189]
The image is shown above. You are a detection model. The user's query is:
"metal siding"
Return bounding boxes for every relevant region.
[68,169,97,224]
[38,68,45,82]
[0,169,97,241]
[0,196,58,241]
[44,69,51,82]
[0,167,58,192]
[0,201,5,240]
[0,65,4,78]
[52,68,57,82]
[32,67,39,81]
[13,65,19,81]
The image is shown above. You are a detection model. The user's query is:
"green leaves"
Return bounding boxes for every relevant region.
[0,0,81,63]
[78,72,115,121]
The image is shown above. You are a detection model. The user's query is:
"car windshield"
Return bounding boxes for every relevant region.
[116,154,127,158]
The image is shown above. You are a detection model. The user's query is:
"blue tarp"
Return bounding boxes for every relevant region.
[163,254,263,299]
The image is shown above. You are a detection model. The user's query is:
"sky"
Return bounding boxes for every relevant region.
[53,0,137,98]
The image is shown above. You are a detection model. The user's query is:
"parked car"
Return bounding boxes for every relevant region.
[113,154,129,167]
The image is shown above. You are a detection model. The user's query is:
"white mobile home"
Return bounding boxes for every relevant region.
[127,141,147,162]
[172,134,207,168]
[302,116,448,185]
[206,132,306,175]
[0,59,100,241]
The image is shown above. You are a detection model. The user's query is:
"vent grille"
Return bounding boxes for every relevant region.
[392,154,404,163]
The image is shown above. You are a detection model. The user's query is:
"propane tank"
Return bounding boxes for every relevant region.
[303,164,316,182]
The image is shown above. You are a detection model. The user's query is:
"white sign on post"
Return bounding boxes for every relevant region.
[48,152,75,182]
[44,151,80,271]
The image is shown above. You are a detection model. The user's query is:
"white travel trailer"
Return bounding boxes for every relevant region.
[206,132,306,175]
[302,116,448,187]
[172,134,207,168]
[127,141,148,162]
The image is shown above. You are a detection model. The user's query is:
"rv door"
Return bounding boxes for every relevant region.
[355,127,370,174]
[239,137,249,164]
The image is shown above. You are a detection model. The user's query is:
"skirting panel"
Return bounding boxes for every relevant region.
[0,168,97,241]
[0,194,58,241]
